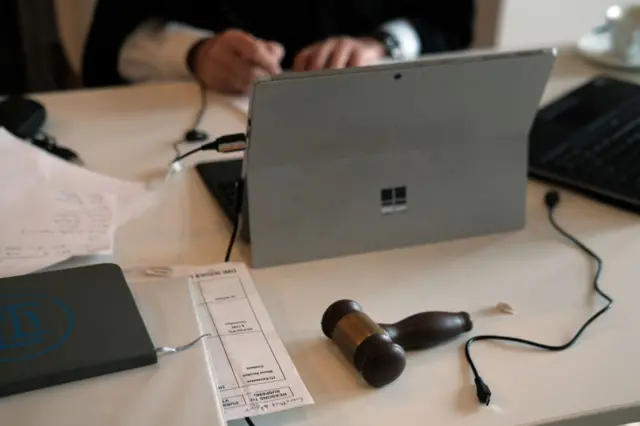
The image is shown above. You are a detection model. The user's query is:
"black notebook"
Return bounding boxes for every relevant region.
[0,264,157,398]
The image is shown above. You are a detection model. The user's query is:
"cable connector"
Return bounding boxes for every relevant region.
[544,190,560,209]
[203,133,247,153]
[474,376,492,406]
[172,133,247,165]
[184,128,208,142]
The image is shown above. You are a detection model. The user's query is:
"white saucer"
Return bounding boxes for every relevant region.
[577,29,640,70]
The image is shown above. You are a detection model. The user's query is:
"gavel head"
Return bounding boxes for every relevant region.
[321,299,406,388]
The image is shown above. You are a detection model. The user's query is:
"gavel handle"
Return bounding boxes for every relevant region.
[379,311,473,351]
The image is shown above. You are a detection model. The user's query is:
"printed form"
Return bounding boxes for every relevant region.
[189,263,313,420]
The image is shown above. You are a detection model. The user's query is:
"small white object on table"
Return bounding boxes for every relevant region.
[20,50,640,426]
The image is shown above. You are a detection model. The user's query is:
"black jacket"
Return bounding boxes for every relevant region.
[83,0,476,87]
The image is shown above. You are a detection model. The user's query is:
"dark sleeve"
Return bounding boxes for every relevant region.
[403,1,476,53]
[82,0,174,87]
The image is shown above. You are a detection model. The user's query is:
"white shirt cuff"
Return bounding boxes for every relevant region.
[119,20,214,82]
[380,19,421,60]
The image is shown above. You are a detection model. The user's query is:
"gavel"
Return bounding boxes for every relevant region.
[321,300,473,387]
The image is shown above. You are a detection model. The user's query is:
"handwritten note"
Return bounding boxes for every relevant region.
[247,397,307,415]
[0,244,72,260]
[0,188,116,278]
[0,127,154,278]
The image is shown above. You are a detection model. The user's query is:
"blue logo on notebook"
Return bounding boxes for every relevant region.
[0,295,74,362]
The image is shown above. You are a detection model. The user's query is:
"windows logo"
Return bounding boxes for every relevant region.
[380,186,407,214]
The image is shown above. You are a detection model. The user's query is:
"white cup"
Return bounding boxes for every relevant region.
[607,3,640,60]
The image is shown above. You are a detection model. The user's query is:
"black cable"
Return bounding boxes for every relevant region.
[222,182,252,426]
[175,133,251,424]
[183,83,210,142]
[465,190,614,406]
[172,145,206,164]
[217,174,250,425]
[174,131,252,425]
[31,132,84,165]
[225,179,245,262]
[192,83,208,132]
[171,133,247,164]
[172,141,183,157]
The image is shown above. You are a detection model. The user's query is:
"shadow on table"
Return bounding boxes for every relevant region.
[288,338,371,402]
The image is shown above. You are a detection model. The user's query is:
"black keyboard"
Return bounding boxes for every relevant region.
[529,77,640,213]
[196,159,243,222]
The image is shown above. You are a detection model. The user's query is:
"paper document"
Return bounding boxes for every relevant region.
[189,263,313,420]
[0,189,116,279]
[3,190,115,252]
[0,127,153,278]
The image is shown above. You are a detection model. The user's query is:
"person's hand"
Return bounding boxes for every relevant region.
[192,29,285,94]
[293,36,385,72]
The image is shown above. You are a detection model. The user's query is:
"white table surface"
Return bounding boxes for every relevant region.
[26,49,640,426]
